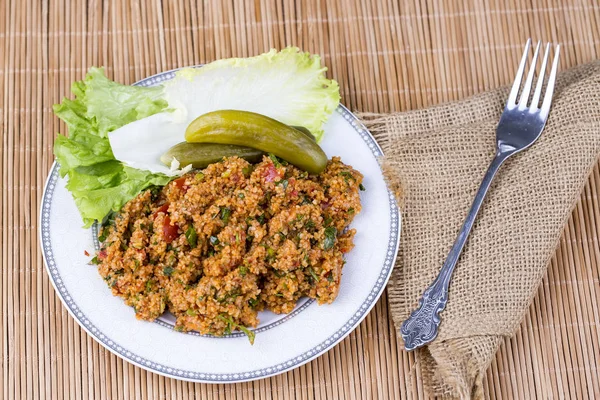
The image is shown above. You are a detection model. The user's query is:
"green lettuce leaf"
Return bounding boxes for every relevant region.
[163,47,340,142]
[53,67,171,227]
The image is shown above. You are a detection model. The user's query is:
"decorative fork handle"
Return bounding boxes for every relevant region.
[401,152,510,351]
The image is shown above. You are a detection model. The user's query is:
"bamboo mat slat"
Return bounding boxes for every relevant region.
[1,1,599,399]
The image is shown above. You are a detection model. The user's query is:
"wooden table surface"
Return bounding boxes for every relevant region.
[1,0,599,399]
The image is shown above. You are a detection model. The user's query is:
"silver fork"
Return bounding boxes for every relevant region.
[400,39,561,351]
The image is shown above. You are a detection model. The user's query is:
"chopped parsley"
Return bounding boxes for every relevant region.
[217,314,256,344]
[268,153,281,167]
[273,269,286,278]
[101,210,117,228]
[323,226,337,250]
[359,183,366,191]
[97,228,109,243]
[220,207,231,225]
[185,225,197,248]
[242,166,253,178]
[163,266,174,277]
[339,171,354,183]
[266,247,276,261]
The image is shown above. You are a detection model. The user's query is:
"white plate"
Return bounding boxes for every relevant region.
[40,69,401,383]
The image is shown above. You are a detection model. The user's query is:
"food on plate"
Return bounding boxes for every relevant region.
[54,47,340,226]
[53,47,366,343]
[184,110,328,174]
[96,155,363,343]
[160,142,265,169]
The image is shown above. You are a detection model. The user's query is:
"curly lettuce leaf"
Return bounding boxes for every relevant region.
[164,47,340,142]
[53,67,171,227]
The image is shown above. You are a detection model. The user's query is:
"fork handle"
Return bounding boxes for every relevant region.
[400,152,510,351]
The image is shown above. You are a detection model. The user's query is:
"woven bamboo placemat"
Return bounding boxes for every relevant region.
[1,0,599,398]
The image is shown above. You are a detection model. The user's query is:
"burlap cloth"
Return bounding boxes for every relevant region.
[361,61,600,399]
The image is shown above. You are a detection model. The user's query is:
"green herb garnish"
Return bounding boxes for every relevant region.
[186,309,197,316]
[239,265,248,276]
[163,266,174,276]
[339,171,354,182]
[273,269,286,278]
[218,288,241,304]
[185,225,197,248]
[220,207,231,225]
[308,267,320,282]
[101,210,117,228]
[268,153,281,167]
[359,183,366,191]
[209,236,220,246]
[242,166,253,178]
[217,314,256,344]
[98,228,109,243]
[323,226,337,250]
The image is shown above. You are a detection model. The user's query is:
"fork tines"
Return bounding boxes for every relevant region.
[507,38,561,117]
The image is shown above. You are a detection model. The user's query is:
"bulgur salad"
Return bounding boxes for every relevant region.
[95,156,362,343]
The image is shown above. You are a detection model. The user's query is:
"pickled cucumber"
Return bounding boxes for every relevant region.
[185,110,328,174]
[161,142,264,169]
[291,126,316,142]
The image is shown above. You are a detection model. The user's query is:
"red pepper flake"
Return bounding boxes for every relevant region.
[98,250,107,260]
[84,250,90,257]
